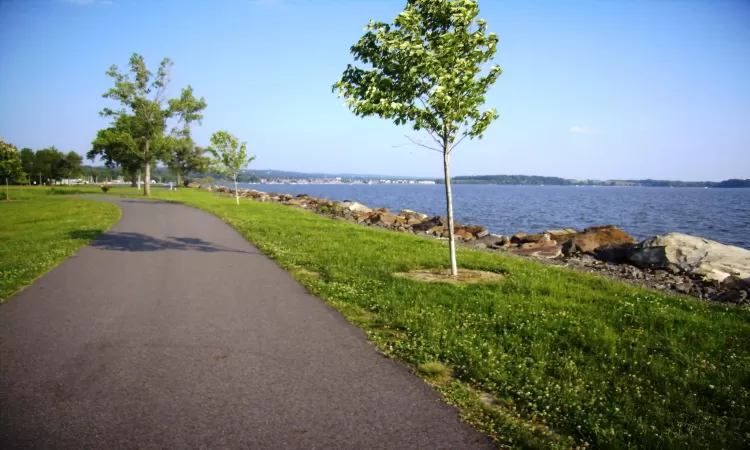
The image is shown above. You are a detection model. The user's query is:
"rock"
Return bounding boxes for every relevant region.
[628,233,750,285]
[476,230,489,239]
[594,244,636,263]
[653,270,668,279]
[412,216,461,232]
[562,240,579,257]
[521,240,557,249]
[474,243,487,249]
[400,209,428,221]
[539,233,552,243]
[407,218,423,226]
[509,244,562,259]
[719,289,748,304]
[623,265,643,279]
[285,198,305,206]
[511,232,528,244]
[568,225,636,254]
[455,229,475,241]
[499,235,511,247]
[674,283,693,294]
[342,201,372,214]
[185,181,201,188]
[370,212,399,226]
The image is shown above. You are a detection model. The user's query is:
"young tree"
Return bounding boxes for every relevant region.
[100,53,206,196]
[0,139,25,198]
[207,131,256,205]
[333,0,501,276]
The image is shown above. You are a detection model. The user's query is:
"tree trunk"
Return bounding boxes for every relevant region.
[143,141,151,196]
[443,150,458,276]
[131,174,137,187]
[234,175,239,205]
[177,173,182,188]
[5,178,9,201]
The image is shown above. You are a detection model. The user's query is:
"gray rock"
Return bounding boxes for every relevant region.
[628,232,750,284]
[476,230,490,239]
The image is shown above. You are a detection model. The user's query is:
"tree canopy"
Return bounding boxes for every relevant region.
[99,53,206,195]
[0,139,25,185]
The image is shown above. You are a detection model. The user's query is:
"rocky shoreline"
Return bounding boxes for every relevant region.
[190,182,750,306]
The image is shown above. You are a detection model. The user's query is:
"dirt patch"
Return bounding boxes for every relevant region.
[394,269,504,284]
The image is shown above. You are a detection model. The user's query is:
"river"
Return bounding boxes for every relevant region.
[234,183,750,249]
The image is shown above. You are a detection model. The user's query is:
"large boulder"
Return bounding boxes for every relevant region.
[400,209,428,221]
[341,201,372,214]
[567,225,636,254]
[629,233,750,285]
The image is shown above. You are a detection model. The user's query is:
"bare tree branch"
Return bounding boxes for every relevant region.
[402,134,443,153]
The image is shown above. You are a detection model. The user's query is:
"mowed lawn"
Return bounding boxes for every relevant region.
[4,185,750,448]
[0,193,120,302]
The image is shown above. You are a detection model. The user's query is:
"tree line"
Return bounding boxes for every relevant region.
[1,141,83,185]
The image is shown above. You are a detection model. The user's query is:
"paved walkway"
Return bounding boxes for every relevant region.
[0,197,491,449]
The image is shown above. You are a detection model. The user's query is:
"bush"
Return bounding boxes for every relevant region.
[319,205,330,214]
[101,185,110,194]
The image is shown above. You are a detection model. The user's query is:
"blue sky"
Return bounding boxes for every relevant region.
[1,0,748,181]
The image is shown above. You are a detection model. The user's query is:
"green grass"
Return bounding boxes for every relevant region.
[0,194,121,302]
[5,185,750,448]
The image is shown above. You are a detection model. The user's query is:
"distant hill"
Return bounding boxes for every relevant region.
[437,175,750,188]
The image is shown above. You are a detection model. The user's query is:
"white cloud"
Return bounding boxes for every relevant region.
[569,125,598,134]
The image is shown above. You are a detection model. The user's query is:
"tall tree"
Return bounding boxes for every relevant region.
[35,147,65,184]
[166,136,210,187]
[88,114,145,186]
[333,0,501,275]
[59,151,83,181]
[100,53,206,196]
[0,139,25,198]
[20,148,35,183]
[207,131,256,205]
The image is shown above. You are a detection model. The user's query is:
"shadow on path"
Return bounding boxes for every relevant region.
[71,231,258,254]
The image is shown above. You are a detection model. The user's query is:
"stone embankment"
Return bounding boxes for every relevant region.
[191,182,750,305]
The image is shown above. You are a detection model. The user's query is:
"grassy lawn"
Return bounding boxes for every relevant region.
[6,185,750,448]
[0,193,121,302]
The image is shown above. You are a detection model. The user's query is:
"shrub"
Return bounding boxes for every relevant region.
[319,205,330,214]
[101,185,110,193]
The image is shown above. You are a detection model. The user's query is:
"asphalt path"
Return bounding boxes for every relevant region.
[0,197,492,449]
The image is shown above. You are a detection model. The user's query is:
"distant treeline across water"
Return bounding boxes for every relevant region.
[440,175,750,188]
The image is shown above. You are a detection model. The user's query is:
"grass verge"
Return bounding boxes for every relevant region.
[0,195,121,302]
[7,185,750,448]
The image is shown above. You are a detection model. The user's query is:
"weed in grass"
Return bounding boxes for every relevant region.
[418,362,452,384]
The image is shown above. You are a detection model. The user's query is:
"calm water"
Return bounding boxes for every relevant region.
[236,183,750,249]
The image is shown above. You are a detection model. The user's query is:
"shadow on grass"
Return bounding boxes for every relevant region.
[70,231,259,254]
